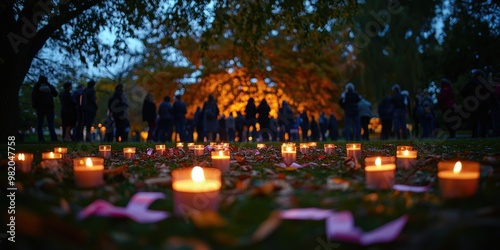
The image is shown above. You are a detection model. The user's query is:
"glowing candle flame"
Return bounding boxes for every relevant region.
[403,150,409,156]
[85,158,93,167]
[57,148,62,152]
[453,161,462,174]
[18,153,25,161]
[218,150,224,157]
[375,157,382,166]
[192,166,205,183]
[49,152,54,158]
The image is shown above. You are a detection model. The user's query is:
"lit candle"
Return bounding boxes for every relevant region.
[15,153,33,173]
[54,147,68,159]
[187,143,195,151]
[438,161,480,199]
[299,143,309,154]
[364,156,396,190]
[176,142,184,148]
[396,149,417,170]
[156,144,166,156]
[99,145,112,158]
[73,157,104,188]
[41,152,62,168]
[123,147,136,160]
[346,143,361,160]
[324,144,335,154]
[172,166,221,217]
[220,142,229,150]
[308,142,317,149]
[211,150,230,172]
[257,143,266,149]
[193,145,205,156]
[281,143,296,166]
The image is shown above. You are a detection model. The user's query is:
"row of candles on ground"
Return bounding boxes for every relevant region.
[14,143,479,208]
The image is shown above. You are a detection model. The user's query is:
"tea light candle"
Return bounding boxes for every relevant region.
[41,152,62,168]
[257,143,266,149]
[281,143,296,166]
[324,144,335,154]
[193,145,205,156]
[364,156,396,190]
[99,145,112,158]
[176,142,184,148]
[299,143,309,154]
[211,150,230,172]
[308,142,317,149]
[187,143,195,151]
[15,153,33,173]
[172,166,221,216]
[54,147,68,159]
[438,160,480,199]
[396,149,417,170]
[156,144,166,156]
[346,143,361,160]
[123,147,136,160]
[73,157,104,188]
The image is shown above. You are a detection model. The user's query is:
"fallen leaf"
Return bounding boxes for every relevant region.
[251,211,282,242]
[190,210,227,228]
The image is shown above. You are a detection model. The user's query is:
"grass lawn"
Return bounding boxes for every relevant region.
[2,138,500,250]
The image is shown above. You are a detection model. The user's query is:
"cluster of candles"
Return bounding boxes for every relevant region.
[12,142,481,218]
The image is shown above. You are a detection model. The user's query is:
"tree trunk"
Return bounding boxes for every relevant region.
[1,61,23,145]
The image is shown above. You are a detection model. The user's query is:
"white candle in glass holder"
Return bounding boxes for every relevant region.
[346,143,361,160]
[193,145,205,156]
[324,144,335,154]
[438,160,480,199]
[41,152,62,168]
[99,145,112,158]
[211,150,230,172]
[187,143,195,151]
[281,143,296,166]
[15,153,33,173]
[396,149,417,170]
[176,142,184,148]
[156,144,166,156]
[172,166,221,216]
[257,143,266,149]
[299,143,309,154]
[308,142,317,149]
[73,157,104,188]
[364,156,396,190]
[123,147,136,160]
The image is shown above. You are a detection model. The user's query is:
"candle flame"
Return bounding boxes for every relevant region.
[103,146,107,150]
[191,166,205,183]
[18,153,25,161]
[219,150,223,157]
[286,146,292,151]
[49,152,54,158]
[127,148,132,153]
[375,157,382,166]
[453,161,462,174]
[85,158,93,167]
[403,150,409,156]
[57,148,61,152]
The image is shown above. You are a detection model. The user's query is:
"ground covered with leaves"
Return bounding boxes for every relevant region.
[2,139,500,250]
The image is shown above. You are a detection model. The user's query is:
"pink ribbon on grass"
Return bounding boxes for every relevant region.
[280,208,407,245]
[78,192,169,223]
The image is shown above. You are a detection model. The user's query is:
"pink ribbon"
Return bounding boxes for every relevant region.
[280,208,407,245]
[393,183,432,193]
[275,162,318,169]
[78,192,169,223]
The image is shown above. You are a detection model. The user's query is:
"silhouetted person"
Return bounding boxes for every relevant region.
[218,114,227,142]
[319,112,328,141]
[244,97,257,141]
[310,115,320,141]
[108,84,129,142]
[328,113,339,141]
[203,94,219,142]
[226,112,236,142]
[438,78,457,139]
[31,75,58,142]
[278,101,294,141]
[72,84,85,141]
[461,70,494,138]
[257,99,271,141]
[390,84,408,140]
[142,93,157,142]
[340,82,361,141]
[156,96,174,142]
[173,94,187,142]
[378,95,394,140]
[81,80,98,142]
[60,82,77,141]
[358,96,372,141]
[235,111,245,142]
[193,106,204,142]
[419,89,434,139]
[300,110,309,141]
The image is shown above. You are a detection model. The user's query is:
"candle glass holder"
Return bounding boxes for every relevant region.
[346,143,362,160]
[299,143,309,154]
[156,145,166,156]
[54,147,68,159]
[364,156,396,190]
[123,147,136,160]
[281,143,297,166]
[438,160,480,199]
[257,143,266,149]
[193,145,205,156]
[73,157,104,188]
[41,152,62,169]
[324,144,335,154]
[172,167,221,217]
[211,150,231,172]
[15,153,34,173]
[397,145,413,151]
[99,145,112,158]
[396,149,417,170]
